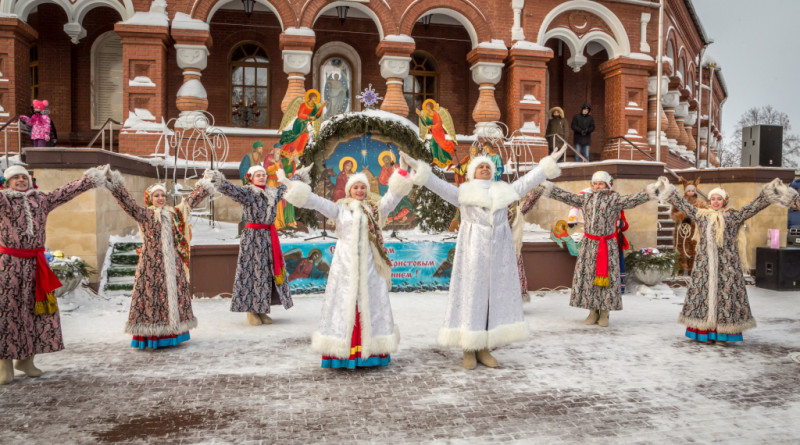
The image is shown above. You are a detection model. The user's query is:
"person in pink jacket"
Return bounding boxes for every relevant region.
[19,100,52,147]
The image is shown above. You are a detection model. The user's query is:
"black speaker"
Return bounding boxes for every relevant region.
[755,247,800,291]
[741,125,783,167]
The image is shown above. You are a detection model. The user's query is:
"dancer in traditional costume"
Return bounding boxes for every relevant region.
[105,170,214,349]
[533,171,662,327]
[670,178,706,273]
[277,164,414,369]
[1,165,106,384]
[658,177,797,343]
[204,166,294,326]
[400,146,566,369]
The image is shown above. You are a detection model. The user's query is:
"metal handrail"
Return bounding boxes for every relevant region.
[609,136,708,200]
[547,133,589,162]
[87,118,122,151]
[1,115,22,161]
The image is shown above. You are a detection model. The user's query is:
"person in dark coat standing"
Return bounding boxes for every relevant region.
[546,107,569,156]
[571,103,595,162]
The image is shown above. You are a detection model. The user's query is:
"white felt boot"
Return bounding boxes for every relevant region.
[584,310,599,325]
[476,349,498,368]
[14,355,42,377]
[598,310,610,327]
[462,350,477,370]
[246,312,263,326]
[258,313,273,324]
[1,359,13,384]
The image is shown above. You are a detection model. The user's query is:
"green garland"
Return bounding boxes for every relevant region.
[296,113,456,232]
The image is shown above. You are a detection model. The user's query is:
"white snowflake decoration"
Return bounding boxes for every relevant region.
[356,84,383,109]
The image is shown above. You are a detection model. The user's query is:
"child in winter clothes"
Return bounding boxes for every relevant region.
[19,100,52,147]
[400,145,567,369]
[277,163,414,369]
[658,177,797,343]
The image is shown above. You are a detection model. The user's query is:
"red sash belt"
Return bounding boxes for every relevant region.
[583,232,616,287]
[244,223,287,285]
[0,246,61,314]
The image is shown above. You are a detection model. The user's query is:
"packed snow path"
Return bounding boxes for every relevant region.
[2,285,799,443]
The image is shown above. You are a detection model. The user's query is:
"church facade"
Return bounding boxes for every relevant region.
[0,0,726,168]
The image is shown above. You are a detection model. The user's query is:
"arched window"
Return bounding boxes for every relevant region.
[687,72,694,96]
[403,51,438,121]
[667,41,675,61]
[320,56,353,120]
[679,58,686,82]
[91,32,123,128]
[230,42,268,128]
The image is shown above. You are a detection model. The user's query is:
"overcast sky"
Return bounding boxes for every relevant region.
[691,0,800,140]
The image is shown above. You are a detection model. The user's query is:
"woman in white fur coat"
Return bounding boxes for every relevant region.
[400,145,567,369]
[277,164,414,369]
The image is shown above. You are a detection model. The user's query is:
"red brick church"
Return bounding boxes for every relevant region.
[0,0,726,168]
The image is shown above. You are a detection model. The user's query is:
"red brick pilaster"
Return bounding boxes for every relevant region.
[0,18,37,150]
[598,57,654,160]
[504,45,552,161]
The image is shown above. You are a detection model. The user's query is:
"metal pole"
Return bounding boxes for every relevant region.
[101,127,105,151]
[706,65,716,167]
[654,0,665,162]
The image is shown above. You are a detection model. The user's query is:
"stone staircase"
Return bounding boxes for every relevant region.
[102,241,141,295]
[656,203,675,251]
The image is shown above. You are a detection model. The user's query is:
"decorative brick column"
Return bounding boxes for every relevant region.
[172,16,212,129]
[468,45,508,137]
[662,89,681,150]
[647,75,669,155]
[115,16,170,156]
[598,57,653,160]
[674,100,689,152]
[376,37,414,117]
[684,108,697,154]
[0,18,37,149]
[504,43,552,161]
[280,29,315,113]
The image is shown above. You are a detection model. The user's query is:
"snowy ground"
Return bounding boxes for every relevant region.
[2,284,800,444]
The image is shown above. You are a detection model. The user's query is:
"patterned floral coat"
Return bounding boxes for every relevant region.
[213,172,293,313]
[107,171,213,337]
[667,187,773,334]
[0,168,104,360]
[540,182,657,311]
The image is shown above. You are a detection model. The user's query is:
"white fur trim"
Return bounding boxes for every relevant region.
[466,155,496,181]
[311,331,351,357]
[763,178,798,208]
[148,184,167,195]
[411,162,431,186]
[106,170,125,190]
[344,172,369,197]
[387,170,413,196]
[247,165,266,177]
[3,165,31,184]
[368,325,400,356]
[195,178,216,195]
[458,180,521,213]
[160,211,181,333]
[591,170,612,187]
[283,181,311,207]
[437,322,529,351]
[708,187,727,200]
[124,319,198,337]
[538,156,561,179]
[83,166,106,188]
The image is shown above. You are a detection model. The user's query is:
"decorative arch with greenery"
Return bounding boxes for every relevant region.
[295,112,457,232]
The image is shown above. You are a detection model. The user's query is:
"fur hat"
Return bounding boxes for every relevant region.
[591,170,613,188]
[344,172,369,197]
[3,165,32,188]
[32,99,48,111]
[144,183,167,207]
[708,187,728,206]
[466,155,497,181]
[247,165,266,177]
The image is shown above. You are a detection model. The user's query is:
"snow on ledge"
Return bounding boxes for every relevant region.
[477,40,508,50]
[285,27,315,37]
[206,126,280,137]
[511,40,550,52]
[384,34,414,43]
[627,52,655,61]
[122,0,168,28]
[129,76,156,87]
[172,12,209,31]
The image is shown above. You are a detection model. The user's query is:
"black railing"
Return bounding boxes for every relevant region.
[87,118,122,151]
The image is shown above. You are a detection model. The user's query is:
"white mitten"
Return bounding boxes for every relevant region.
[399,151,419,170]
[276,167,289,185]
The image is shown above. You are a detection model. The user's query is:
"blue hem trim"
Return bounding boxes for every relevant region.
[321,355,391,369]
[131,332,191,349]
[685,329,743,342]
